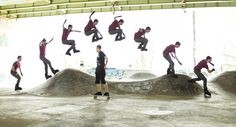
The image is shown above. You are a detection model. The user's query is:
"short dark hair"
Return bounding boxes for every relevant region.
[97,45,101,49]
[42,38,46,42]
[68,24,72,27]
[206,56,212,60]
[175,41,181,46]
[94,19,98,22]
[119,19,124,23]
[146,26,151,30]
[17,56,22,59]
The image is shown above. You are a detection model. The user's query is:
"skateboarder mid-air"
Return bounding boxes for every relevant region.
[62,19,81,56]
[108,16,125,41]
[94,45,109,97]
[10,56,23,91]
[134,27,151,51]
[39,38,59,79]
[188,56,215,97]
[84,11,103,42]
[163,42,182,76]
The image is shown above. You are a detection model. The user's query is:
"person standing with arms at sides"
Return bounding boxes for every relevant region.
[94,45,109,97]
[163,42,182,76]
[108,16,125,41]
[62,19,81,56]
[39,38,59,80]
[188,56,215,97]
[10,56,23,91]
[84,11,103,42]
[134,27,151,51]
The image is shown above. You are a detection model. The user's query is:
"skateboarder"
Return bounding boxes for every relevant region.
[39,38,59,79]
[108,16,125,41]
[10,56,23,91]
[94,45,109,97]
[134,26,151,51]
[84,11,102,42]
[188,56,215,97]
[163,42,182,75]
[62,19,81,56]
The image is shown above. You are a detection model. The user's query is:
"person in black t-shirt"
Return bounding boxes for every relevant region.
[94,45,109,96]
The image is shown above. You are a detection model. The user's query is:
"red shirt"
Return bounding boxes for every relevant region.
[12,61,20,71]
[39,42,46,58]
[134,29,145,39]
[62,28,71,41]
[194,59,209,71]
[163,44,176,54]
[84,20,96,32]
[109,20,119,32]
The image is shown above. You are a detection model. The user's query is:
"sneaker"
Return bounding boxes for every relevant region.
[15,86,22,91]
[65,52,71,56]
[73,50,80,53]
[52,69,59,75]
[204,90,211,96]
[103,92,110,96]
[138,45,142,49]
[45,75,52,79]
[141,48,148,51]
[94,92,102,96]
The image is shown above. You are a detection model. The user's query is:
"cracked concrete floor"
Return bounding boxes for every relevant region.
[0,89,236,127]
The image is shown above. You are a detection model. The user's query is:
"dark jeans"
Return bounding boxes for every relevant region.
[85,29,100,40]
[192,70,208,90]
[163,53,175,73]
[62,40,77,53]
[10,70,21,88]
[109,29,124,40]
[40,57,55,75]
[134,38,148,48]
[95,66,106,84]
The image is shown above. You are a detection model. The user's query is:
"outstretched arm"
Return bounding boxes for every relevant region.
[114,15,122,20]
[173,53,182,65]
[208,68,215,73]
[72,30,81,33]
[89,11,95,20]
[63,19,67,28]
[46,37,54,44]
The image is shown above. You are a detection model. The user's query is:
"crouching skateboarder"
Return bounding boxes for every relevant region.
[10,56,23,91]
[94,45,110,100]
[188,56,215,98]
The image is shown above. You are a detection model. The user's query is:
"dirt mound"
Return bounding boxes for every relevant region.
[128,72,157,80]
[30,68,96,96]
[110,74,203,96]
[212,71,236,93]
[30,68,203,97]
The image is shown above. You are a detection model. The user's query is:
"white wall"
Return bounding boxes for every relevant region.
[0,7,236,88]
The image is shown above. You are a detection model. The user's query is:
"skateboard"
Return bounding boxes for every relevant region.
[94,95,110,100]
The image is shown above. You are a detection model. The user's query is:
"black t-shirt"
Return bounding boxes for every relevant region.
[97,51,106,66]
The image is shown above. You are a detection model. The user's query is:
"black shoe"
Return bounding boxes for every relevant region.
[141,48,148,51]
[103,92,110,96]
[204,90,211,98]
[167,68,171,75]
[138,45,142,49]
[52,69,59,75]
[94,92,102,96]
[73,50,80,53]
[45,75,52,79]
[65,52,71,56]
[15,86,22,91]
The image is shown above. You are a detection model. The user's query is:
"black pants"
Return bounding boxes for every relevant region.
[62,40,77,53]
[191,70,208,90]
[40,57,55,75]
[134,38,148,49]
[85,29,100,40]
[163,53,175,74]
[95,66,106,84]
[10,70,21,88]
[109,29,124,40]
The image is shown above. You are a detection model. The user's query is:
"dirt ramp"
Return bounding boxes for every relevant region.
[212,71,236,94]
[30,68,95,96]
[128,72,157,80]
[110,74,202,96]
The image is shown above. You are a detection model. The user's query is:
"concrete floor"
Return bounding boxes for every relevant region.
[0,87,236,127]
